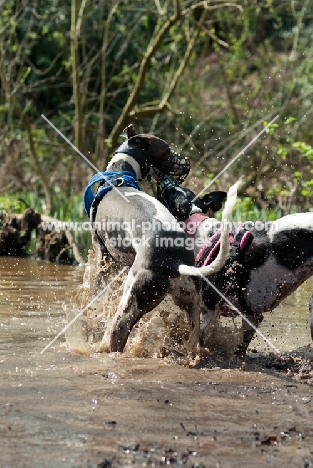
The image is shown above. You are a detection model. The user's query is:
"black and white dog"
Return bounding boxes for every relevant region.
[84,129,238,353]
[158,174,313,356]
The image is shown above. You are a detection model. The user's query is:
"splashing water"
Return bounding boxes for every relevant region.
[65,251,313,363]
[65,250,202,362]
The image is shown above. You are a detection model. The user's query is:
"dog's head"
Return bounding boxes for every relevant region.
[158,174,227,221]
[113,125,190,182]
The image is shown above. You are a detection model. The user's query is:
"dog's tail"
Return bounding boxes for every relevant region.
[178,179,241,277]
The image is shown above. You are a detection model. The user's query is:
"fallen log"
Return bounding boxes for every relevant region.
[0,208,41,257]
[0,209,84,264]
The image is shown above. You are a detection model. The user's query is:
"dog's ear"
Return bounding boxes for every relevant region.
[124,124,137,139]
[127,134,152,151]
[201,191,227,213]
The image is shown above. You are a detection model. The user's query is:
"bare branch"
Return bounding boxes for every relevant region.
[198,22,229,48]
[289,0,310,61]
[181,1,243,16]
[108,0,183,149]
[70,0,83,151]
[22,114,54,215]
[129,10,207,118]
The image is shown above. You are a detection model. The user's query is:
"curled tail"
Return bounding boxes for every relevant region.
[179,179,240,277]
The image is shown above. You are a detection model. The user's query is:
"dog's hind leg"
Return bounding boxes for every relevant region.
[169,277,201,354]
[110,268,170,352]
[310,294,313,340]
[234,313,263,357]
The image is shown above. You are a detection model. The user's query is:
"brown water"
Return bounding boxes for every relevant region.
[1,256,313,468]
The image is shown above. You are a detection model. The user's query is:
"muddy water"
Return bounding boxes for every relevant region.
[1,256,313,468]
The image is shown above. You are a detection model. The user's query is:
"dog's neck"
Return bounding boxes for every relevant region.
[189,204,203,215]
[107,153,142,180]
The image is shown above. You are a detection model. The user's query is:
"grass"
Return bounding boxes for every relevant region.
[213,196,310,222]
[1,191,308,224]
[0,191,86,221]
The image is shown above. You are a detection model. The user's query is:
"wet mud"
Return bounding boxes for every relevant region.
[1,256,313,467]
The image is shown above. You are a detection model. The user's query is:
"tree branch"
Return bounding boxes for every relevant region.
[95,0,121,166]
[22,115,54,215]
[107,0,183,152]
[129,10,207,119]
[70,0,84,151]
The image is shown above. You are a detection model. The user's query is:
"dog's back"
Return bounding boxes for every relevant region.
[93,187,195,274]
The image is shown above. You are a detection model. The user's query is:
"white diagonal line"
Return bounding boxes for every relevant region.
[40,266,128,354]
[193,268,281,354]
[192,115,279,202]
[41,114,130,203]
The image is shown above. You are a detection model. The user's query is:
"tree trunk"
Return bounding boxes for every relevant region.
[71,0,85,152]
[22,115,54,216]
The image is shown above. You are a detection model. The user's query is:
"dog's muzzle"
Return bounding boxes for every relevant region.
[150,149,190,184]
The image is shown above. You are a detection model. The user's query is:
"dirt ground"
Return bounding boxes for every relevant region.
[2,348,313,468]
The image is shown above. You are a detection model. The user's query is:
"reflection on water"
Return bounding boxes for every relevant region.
[252,279,313,354]
[0,257,83,351]
[1,256,313,467]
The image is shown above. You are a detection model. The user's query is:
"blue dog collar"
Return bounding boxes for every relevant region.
[83,171,140,218]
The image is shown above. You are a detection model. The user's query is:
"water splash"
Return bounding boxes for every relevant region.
[65,250,200,360]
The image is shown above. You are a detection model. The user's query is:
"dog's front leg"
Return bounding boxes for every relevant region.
[187,301,201,355]
[91,231,109,293]
[110,268,170,352]
[170,277,201,355]
[200,305,221,348]
[234,313,264,357]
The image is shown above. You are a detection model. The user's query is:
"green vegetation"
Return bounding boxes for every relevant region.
[0,0,312,219]
[0,192,85,221]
